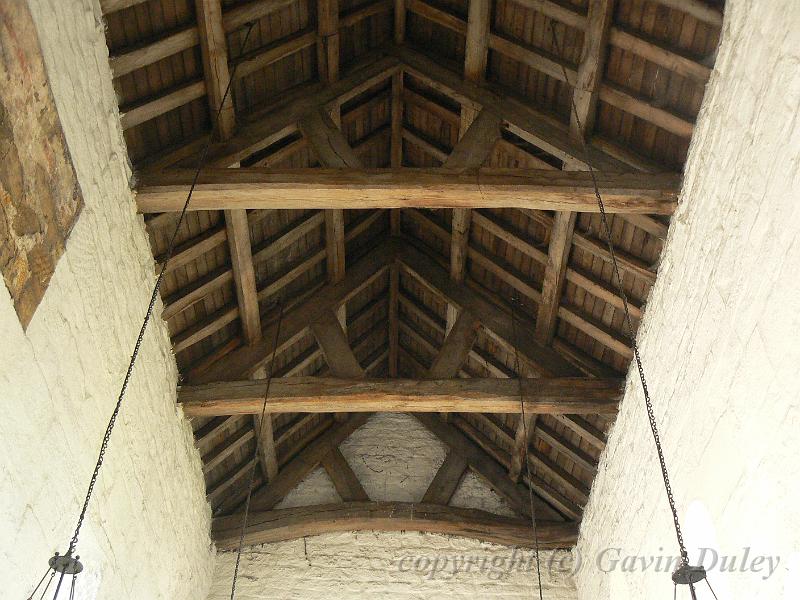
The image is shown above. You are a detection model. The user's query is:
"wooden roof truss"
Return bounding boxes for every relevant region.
[100,0,723,549]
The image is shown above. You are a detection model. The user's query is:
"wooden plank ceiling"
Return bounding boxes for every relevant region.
[101,0,723,548]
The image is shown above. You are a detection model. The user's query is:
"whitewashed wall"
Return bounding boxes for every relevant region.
[206,413,578,599]
[575,1,800,598]
[0,1,214,598]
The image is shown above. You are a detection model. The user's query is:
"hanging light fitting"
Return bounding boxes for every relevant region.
[25,21,256,600]
[545,18,720,599]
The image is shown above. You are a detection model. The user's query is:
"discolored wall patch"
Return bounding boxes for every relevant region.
[0,0,83,330]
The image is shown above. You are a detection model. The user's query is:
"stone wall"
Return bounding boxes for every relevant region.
[575,0,800,597]
[206,413,578,599]
[0,1,214,598]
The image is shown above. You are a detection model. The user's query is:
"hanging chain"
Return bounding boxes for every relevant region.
[64,21,256,559]
[509,295,544,600]
[230,301,285,600]
[546,22,688,561]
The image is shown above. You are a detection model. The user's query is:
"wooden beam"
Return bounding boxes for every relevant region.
[190,239,393,383]
[403,87,460,126]
[398,296,514,379]
[654,0,723,27]
[445,110,502,169]
[311,310,366,378]
[570,0,615,140]
[509,0,587,30]
[119,35,316,132]
[415,413,562,520]
[173,305,238,354]
[320,448,370,501]
[394,0,406,43]
[253,414,279,481]
[509,0,722,30]
[608,27,711,83]
[155,223,227,274]
[196,415,240,449]
[225,209,261,343]
[208,458,257,506]
[317,0,340,84]
[299,109,362,308]
[178,376,623,415]
[249,414,371,510]
[213,501,578,549]
[248,365,279,484]
[232,30,317,82]
[402,127,449,162]
[599,83,694,139]
[120,80,206,130]
[553,414,606,451]
[389,264,400,377]
[536,421,597,474]
[422,452,468,504]
[472,203,655,300]
[463,0,491,82]
[407,0,465,34]
[391,72,404,168]
[455,0,490,331]
[137,168,680,214]
[456,413,582,518]
[110,27,200,78]
[194,0,263,353]
[396,34,693,144]
[202,427,255,474]
[157,53,399,168]
[388,59,401,375]
[397,241,577,376]
[195,0,236,140]
[535,211,577,345]
[108,1,308,75]
[341,0,392,28]
[300,109,362,168]
[162,267,232,321]
[403,210,640,356]
[101,0,148,13]
[508,413,536,483]
[427,309,480,378]
[443,109,502,331]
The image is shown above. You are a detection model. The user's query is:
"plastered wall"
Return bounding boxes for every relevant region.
[205,413,578,599]
[0,1,215,597]
[575,1,800,597]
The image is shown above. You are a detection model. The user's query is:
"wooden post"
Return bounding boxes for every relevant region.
[195,0,235,140]
[446,0,493,333]
[299,108,362,331]
[317,0,340,84]
[444,109,502,334]
[394,0,406,44]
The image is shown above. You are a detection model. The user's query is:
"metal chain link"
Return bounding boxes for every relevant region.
[230,301,285,600]
[547,21,688,561]
[509,294,544,600]
[64,21,256,559]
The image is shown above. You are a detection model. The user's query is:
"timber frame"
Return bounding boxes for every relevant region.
[101,0,723,550]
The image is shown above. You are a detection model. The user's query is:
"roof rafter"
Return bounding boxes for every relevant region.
[455,413,582,519]
[415,413,564,520]
[189,238,394,383]
[397,240,577,376]
[403,1,698,137]
[422,452,468,504]
[445,108,501,332]
[249,414,371,511]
